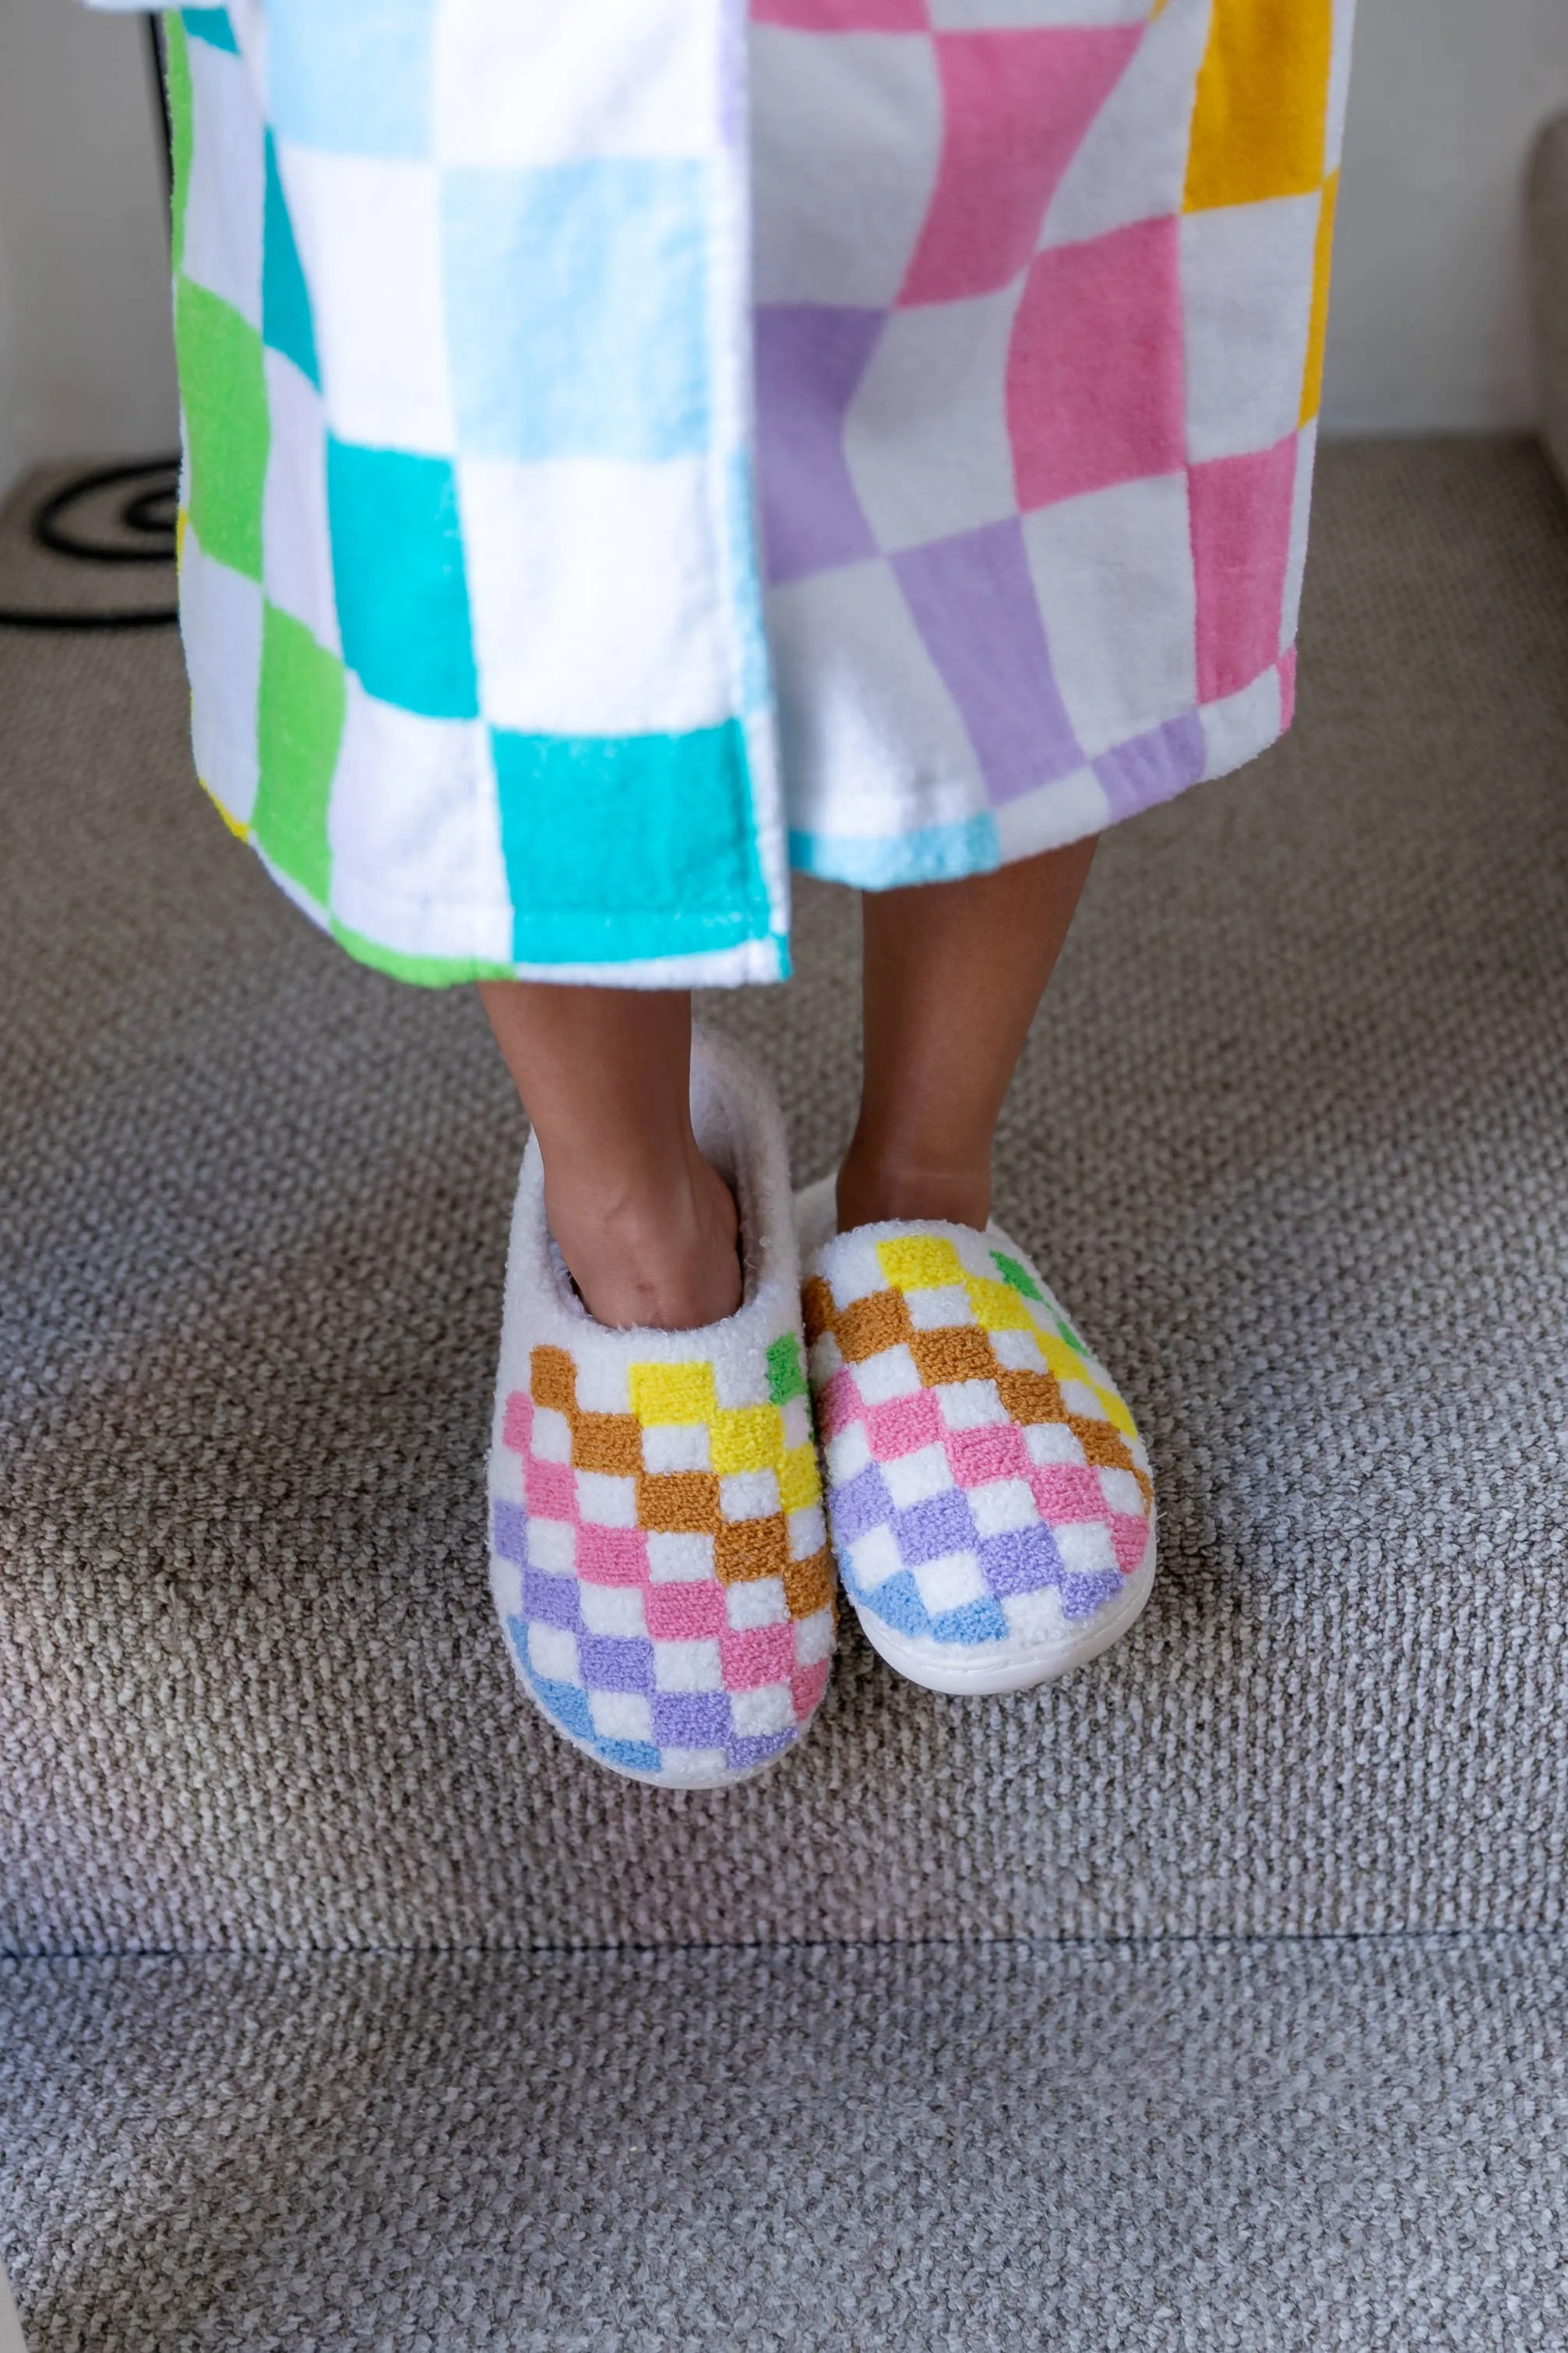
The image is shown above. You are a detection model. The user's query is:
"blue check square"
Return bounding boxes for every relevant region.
[326,440,478,720]
[491,723,767,968]
[262,137,319,386]
[442,161,710,462]
[266,0,435,159]
[181,9,239,55]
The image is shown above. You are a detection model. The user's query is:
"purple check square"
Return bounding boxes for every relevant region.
[894,1490,977,1567]
[756,305,883,585]
[523,1565,583,1630]
[728,1730,796,1773]
[1062,1570,1125,1623]
[652,1691,731,1749]
[832,1462,894,1545]
[1093,713,1205,823]
[893,520,1084,801]
[978,1525,1063,1599]
[576,1633,656,1695]
[491,1499,528,1565]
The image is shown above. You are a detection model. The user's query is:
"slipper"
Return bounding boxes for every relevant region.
[798,1180,1154,1696]
[488,1035,836,1787]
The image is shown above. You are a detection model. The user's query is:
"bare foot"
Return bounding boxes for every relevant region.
[545,1145,743,1331]
[477,982,744,1332]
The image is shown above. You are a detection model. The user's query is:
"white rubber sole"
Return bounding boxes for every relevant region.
[851,1519,1157,1697]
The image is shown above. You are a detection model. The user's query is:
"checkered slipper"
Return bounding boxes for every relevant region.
[799,1184,1154,1696]
[488,1033,836,1787]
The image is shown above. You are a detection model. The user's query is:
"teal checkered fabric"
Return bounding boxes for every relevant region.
[163,3,788,989]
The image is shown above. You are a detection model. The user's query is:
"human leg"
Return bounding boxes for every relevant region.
[805,834,1158,1697]
[837,837,1098,1236]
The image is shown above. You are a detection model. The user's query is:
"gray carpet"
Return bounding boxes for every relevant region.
[3,440,1568,1955]
[5,440,1568,2352]
[5,1936,1566,2351]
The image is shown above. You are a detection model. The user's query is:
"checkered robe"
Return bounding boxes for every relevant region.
[89,1,1355,987]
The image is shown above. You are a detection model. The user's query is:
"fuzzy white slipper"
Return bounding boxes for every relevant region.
[488,1035,836,1788]
[799,1182,1154,1697]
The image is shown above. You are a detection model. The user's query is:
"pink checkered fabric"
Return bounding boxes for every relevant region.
[753,0,1355,884]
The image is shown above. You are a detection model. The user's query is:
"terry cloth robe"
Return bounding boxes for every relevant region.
[87,1,1355,988]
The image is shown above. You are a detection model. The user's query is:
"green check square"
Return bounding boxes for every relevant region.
[766,1333,808,1408]
[992,1251,1044,1303]
[176,276,269,581]
[253,604,345,908]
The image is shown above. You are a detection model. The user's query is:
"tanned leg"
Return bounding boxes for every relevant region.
[479,983,741,1332]
[837,838,1098,1236]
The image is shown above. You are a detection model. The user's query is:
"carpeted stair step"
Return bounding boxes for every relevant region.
[5,1937,1566,2350]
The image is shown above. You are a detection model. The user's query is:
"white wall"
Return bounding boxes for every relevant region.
[1326,0,1568,432]
[0,0,177,495]
[2,0,1568,494]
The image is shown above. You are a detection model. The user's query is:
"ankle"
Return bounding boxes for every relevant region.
[836,1145,991,1235]
[544,1147,742,1332]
